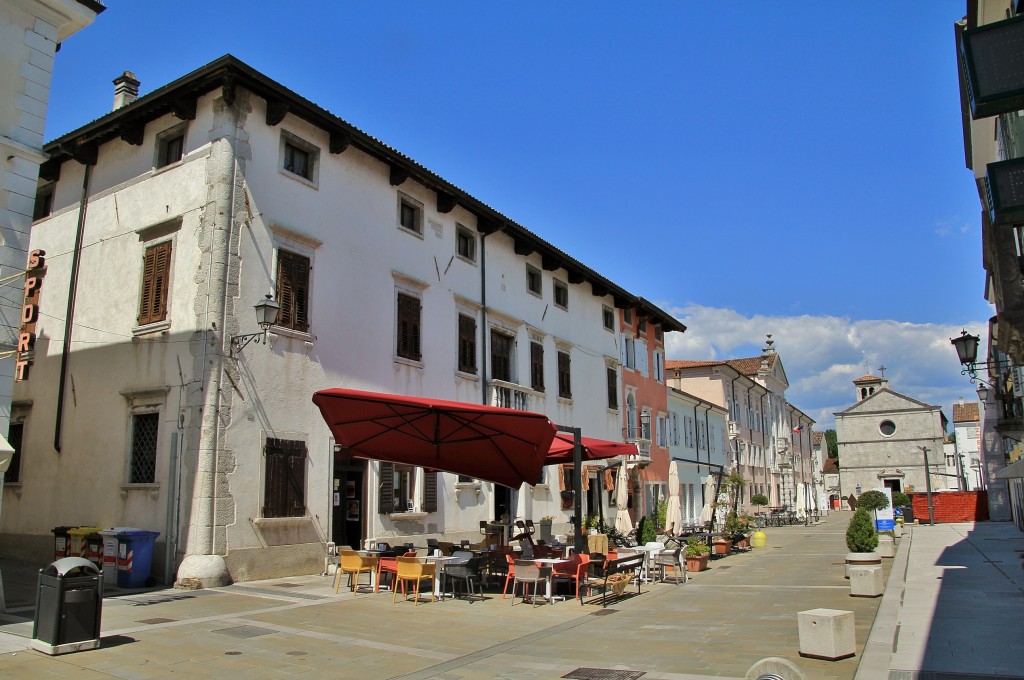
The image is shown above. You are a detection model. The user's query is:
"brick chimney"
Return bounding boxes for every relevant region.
[112,71,140,109]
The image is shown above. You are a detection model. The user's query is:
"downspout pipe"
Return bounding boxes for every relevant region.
[54,162,92,452]
[479,229,490,406]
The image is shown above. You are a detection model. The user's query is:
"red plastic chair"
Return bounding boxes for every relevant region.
[502,553,517,598]
[552,554,590,598]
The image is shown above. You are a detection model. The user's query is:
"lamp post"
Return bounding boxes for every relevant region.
[918,446,936,525]
[230,294,281,355]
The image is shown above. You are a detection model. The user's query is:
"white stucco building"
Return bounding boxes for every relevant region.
[0,0,102,458]
[952,399,983,490]
[666,386,728,526]
[1,55,685,585]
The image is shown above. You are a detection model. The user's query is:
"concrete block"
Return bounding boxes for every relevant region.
[877,535,895,558]
[893,523,902,538]
[849,565,883,597]
[798,608,856,660]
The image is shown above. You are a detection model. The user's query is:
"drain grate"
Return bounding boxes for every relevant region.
[270,582,303,588]
[562,669,645,680]
[214,625,275,639]
[137,617,177,625]
[591,608,618,616]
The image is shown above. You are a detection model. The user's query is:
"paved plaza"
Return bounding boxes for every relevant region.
[0,512,1021,679]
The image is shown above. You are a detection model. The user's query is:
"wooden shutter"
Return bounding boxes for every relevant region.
[458,314,476,373]
[557,351,571,398]
[491,331,511,381]
[422,469,438,512]
[379,462,394,514]
[604,469,614,491]
[530,342,544,392]
[397,293,421,360]
[558,464,567,492]
[138,241,171,325]
[606,367,618,409]
[263,438,306,518]
[276,250,309,332]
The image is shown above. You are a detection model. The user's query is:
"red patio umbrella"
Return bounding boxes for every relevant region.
[311,388,557,489]
[544,432,638,464]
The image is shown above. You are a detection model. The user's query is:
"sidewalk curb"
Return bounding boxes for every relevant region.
[854,527,911,680]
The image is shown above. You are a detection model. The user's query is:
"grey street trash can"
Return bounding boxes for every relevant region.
[30,557,103,655]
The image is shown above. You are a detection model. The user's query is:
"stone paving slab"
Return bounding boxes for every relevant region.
[0,512,946,679]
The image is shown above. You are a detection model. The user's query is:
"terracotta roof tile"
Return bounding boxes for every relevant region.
[853,374,883,384]
[952,402,980,423]
[823,458,839,473]
[665,359,727,370]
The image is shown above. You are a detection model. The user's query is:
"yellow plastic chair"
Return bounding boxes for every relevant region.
[335,550,378,593]
[392,556,436,605]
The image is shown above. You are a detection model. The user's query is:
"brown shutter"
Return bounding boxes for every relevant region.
[264,438,306,518]
[604,469,614,491]
[138,241,171,325]
[422,469,438,512]
[558,351,571,398]
[276,250,309,332]
[458,315,476,373]
[397,293,421,360]
[558,464,567,492]
[582,469,590,491]
[606,367,618,409]
[379,463,394,514]
[531,342,544,391]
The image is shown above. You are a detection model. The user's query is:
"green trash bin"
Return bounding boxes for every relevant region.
[31,557,103,655]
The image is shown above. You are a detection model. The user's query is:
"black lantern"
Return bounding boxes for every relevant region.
[231,294,281,355]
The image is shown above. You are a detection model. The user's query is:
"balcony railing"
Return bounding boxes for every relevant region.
[626,437,651,462]
[960,13,1024,119]
[727,420,740,439]
[490,380,532,411]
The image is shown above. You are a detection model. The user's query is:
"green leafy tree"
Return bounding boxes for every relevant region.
[654,499,668,530]
[637,515,658,544]
[892,491,911,508]
[846,508,879,552]
[751,493,769,508]
[825,429,838,459]
[857,490,890,513]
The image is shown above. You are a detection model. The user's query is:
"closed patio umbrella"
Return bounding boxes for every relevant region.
[614,462,632,534]
[664,462,682,534]
[698,474,717,526]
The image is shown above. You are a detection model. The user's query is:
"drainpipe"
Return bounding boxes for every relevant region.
[479,229,490,406]
[54,162,92,452]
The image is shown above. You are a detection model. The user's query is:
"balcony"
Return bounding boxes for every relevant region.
[985,157,1024,226]
[728,420,740,439]
[960,13,1024,120]
[625,437,651,463]
[489,380,531,411]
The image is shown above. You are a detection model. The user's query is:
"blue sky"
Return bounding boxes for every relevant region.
[45,1,987,428]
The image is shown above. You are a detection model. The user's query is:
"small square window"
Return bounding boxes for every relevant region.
[158,133,184,168]
[280,131,319,185]
[655,326,663,341]
[398,194,423,234]
[33,184,54,220]
[638,318,647,334]
[623,308,633,324]
[526,265,542,296]
[456,224,476,262]
[553,280,569,310]
[602,306,615,331]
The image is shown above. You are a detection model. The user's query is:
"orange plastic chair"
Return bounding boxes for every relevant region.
[335,550,378,593]
[552,554,590,598]
[502,553,517,598]
[392,556,436,605]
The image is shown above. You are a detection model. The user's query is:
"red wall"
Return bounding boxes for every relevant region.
[909,491,989,523]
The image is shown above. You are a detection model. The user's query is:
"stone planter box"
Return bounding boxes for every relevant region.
[844,551,880,578]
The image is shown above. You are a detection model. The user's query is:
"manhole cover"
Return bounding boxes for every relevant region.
[137,617,176,625]
[562,669,645,680]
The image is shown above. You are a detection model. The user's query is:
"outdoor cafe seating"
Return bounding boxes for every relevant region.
[511,559,552,607]
[336,549,378,594]
[392,556,436,605]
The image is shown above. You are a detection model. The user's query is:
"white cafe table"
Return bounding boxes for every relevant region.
[532,557,570,602]
[628,545,662,583]
[421,555,458,597]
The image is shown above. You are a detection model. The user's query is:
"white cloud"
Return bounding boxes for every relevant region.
[663,304,990,430]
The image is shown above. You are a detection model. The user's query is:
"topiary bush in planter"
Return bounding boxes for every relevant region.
[637,515,658,545]
[846,508,879,553]
[857,490,890,513]
[751,493,769,509]
[891,491,911,509]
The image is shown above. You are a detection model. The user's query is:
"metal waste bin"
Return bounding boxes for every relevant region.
[31,557,103,655]
[901,505,914,523]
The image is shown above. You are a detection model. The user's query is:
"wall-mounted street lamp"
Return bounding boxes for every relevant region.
[950,329,1004,389]
[230,294,280,355]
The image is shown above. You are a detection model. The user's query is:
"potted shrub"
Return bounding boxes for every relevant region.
[724,511,752,549]
[684,535,710,572]
[844,507,880,577]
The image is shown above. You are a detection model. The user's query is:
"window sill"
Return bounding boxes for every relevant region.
[557,396,574,405]
[133,320,171,336]
[394,356,424,369]
[455,482,481,491]
[388,512,428,521]
[397,225,425,240]
[455,370,479,381]
[269,327,315,348]
[279,167,319,190]
[120,484,160,500]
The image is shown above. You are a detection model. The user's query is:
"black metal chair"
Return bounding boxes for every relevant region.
[443,557,484,602]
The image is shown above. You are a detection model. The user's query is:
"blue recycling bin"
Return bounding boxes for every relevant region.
[115,529,159,588]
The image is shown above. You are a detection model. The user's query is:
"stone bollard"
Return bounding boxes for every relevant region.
[745,656,806,680]
[848,565,884,597]
[798,609,856,661]
[893,523,902,538]
[877,535,895,558]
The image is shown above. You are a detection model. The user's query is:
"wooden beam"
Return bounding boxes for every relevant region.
[389,164,409,186]
[329,130,351,154]
[436,191,457,213]
[221,76,236,106]
[567,270,585,285]
[591,283,609,298]
[476,216,502,235]
[39,158,62,182]
[172,97,197,120]
[265,100,288,126]
[72,142,98,166]
[541,254,560,271]
[513,239,534,256]
[118,120,145,146]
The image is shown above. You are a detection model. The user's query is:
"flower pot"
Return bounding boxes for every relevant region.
[538,521,553,543]
[844,551,881,579]
[712,539,733,555]
[685,554,709,572]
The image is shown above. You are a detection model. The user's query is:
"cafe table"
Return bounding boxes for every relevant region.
[628,544,662,583]
[532,557,570,602]
[420,554,459,597]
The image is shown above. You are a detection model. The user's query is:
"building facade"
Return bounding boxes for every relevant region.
[1,56,683,585]
[834,374,948,499]
[952,399,984,490]
[0,0,102,455]
[666,386,728,526]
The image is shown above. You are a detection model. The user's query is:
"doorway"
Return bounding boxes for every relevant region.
[332,453,367,550]
[883,479,902,493]
[493,484,513,522]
